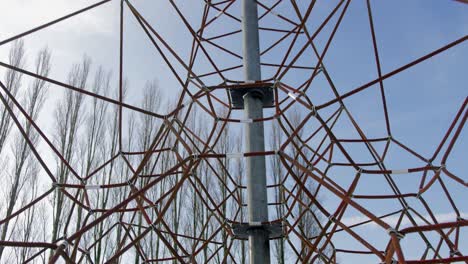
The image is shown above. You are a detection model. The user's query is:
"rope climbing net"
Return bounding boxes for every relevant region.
[0,0,466,263]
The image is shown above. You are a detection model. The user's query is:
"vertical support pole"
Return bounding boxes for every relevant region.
[242,0,270,263]
[242,0,261,81]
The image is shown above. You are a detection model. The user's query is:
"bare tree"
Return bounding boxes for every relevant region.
[67,66,111,262]
[13,163,46,263]
[184,105,208,263]
[90,78,127,263]
[0,42,25,235]
[213,109,235,263]
[138,80,162,263]
[270,117,286,264]
[0,40,25,155]
[50,56,91,250]
[111,103,137,263]
[286,108,324,262]
[0,43,50,262]
[233,137,246,264]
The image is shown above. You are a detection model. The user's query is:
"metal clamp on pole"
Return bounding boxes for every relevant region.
[232,221,284,240]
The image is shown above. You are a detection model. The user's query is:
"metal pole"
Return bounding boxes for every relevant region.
[242,0,270,263]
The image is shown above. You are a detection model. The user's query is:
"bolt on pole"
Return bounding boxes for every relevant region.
[242,0,271,263]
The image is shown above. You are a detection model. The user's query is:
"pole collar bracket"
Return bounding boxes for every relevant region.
[231,221,284,240]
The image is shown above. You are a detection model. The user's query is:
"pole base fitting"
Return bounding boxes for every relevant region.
[232,221,284,240]
[227,81,274,109]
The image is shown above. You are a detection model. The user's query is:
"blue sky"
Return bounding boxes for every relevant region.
[0,0,466,263]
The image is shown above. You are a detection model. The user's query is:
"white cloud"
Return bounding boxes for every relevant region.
[0,0,117,40]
